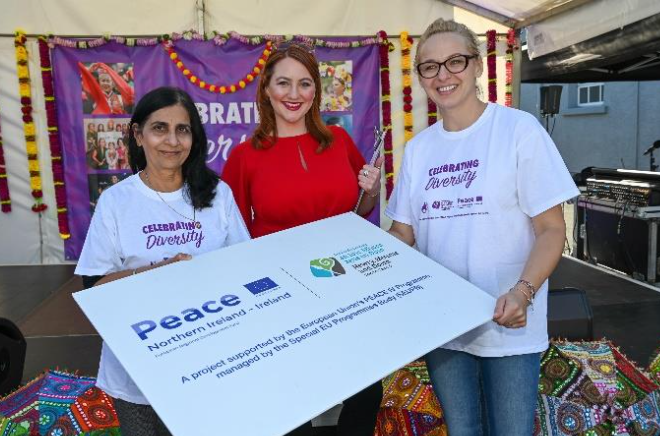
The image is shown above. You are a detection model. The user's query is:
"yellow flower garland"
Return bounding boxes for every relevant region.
[400,32,414,143]
[15,30,47,212]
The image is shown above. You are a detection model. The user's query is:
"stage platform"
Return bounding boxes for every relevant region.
[2,256,659,384]
[550,256,660,365]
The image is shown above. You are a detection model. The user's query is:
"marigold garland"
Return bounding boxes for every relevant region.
[39,37,70,238]
[50,31,384,51]
[400,32,414,143]
[486,30,497,103]
[163,39,272,94]
[0,105,10,213]
[15,30,47,213]
[427,99,438,126]
[505,29,515,107]
[48,31,386,96]
[214,31,382,49]
[377,31,395,199]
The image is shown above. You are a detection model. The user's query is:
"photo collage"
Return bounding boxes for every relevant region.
[79,62,135,212]
[319,61,353,136]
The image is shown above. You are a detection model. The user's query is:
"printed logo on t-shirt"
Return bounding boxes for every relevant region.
[426,159,479,191]
[142,221,205,250]
[421,158,487,220]
[457,196,483,208]
[431,200,454,211]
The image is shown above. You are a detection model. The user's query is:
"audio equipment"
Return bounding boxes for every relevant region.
[0,318,27,396]
[585,168,660,207]
[540,85,563,116]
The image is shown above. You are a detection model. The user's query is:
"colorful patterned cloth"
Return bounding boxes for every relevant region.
[375,361,447,436]
[0,370,120,435]
[650,347,660,385]
[535,340,660,436]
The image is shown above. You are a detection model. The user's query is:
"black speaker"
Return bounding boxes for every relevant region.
[547,287,593,341]
[572,166,595,187]
[0,318,27,396]
[540,85,563,116]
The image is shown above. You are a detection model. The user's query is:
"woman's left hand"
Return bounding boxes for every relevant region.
[493,287,529,329]
[358,156,385,198]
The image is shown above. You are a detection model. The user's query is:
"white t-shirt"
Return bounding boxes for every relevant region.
[386,103,579,357]
[75,173,250,404]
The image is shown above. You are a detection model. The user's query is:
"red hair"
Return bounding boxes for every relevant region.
[252,44,333,152]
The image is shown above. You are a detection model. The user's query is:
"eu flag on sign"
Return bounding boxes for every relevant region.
[244,277,278,295]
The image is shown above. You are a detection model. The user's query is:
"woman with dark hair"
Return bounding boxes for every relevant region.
[75,86,249,435]
[91,137,107,170]
[222,44,383,436]
[116,137,129,170]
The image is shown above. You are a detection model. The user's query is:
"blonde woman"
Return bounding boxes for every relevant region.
[386,19,578,435]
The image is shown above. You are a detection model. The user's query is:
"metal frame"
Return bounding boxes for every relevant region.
[437,0,596,29]
[578,196,660,284]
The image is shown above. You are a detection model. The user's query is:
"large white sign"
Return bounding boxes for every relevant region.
[74,213,496,436]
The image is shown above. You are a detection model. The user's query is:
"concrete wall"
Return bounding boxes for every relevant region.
[520,81,660,174]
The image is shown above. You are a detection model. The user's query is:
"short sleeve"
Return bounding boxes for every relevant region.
[330,126,366,174]
[218,182,251,246]
[516,119,580,217]
[385,145,414,225]
[221,143,253,235]
[74,193,123,276]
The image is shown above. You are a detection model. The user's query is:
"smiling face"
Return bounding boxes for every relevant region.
[418,32,482,114]
[332,78,345,96]
[265,57,316,136]
[98,73,113,93]
[135,104,193,175]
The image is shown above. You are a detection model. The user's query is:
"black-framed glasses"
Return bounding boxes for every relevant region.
[417,54,478,78]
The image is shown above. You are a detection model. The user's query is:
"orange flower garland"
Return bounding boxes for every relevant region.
[15,30,47,213]
[163,39,273,93]
[0,105,10,212]
[400,32,414,143]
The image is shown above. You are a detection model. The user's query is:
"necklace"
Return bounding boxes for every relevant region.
[143,170,201,229]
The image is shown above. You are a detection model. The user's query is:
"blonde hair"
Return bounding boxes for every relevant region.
[414,18,481,72]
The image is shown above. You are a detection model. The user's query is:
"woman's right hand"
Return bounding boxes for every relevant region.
[153,252,192,269]
[93,253,192,287]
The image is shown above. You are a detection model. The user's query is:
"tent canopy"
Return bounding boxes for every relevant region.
[521,12,660,82]
[438,0,594,28]
[440,0,660,83]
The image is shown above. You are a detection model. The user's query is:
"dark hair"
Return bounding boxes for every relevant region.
[127,86,218,210]
[252,44,333,151]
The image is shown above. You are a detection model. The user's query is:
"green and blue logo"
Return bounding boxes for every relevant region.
[310,257,346,278]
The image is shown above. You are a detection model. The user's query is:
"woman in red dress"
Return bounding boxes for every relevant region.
[222,43,384,436]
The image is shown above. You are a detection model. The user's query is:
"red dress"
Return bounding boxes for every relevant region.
[222,126,366,238]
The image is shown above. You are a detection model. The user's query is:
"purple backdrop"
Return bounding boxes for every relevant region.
[53,39,381,260]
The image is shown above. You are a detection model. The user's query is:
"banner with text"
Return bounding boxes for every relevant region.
[53,39,381,259]
[74,213,496,436]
